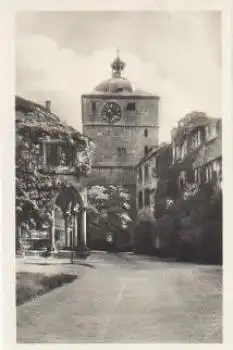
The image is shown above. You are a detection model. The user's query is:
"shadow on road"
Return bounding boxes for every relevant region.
[76,262,96,269]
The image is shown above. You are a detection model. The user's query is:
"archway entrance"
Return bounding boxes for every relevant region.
[51,184,87,254]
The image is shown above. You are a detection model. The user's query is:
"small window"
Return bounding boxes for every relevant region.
[216,120,221,135]
[126,102,136,111]
[205,124,217,141]
[192,129,201,149]
[213,160,221,177]
[138,167,143,183]
[144,146,149,155]
[138,191,143,209]
[144,188,150,207]
[91,101,96,113]
[117,147,127,157]
[176,146,181,160]
[181,140,187,160]
[205,163,213,183]
[172,145,176,164]
[194,168,200,184]
[116,87,123,93]
[144,164,149,181]
[144,129,148,137]
[46,143,60,166]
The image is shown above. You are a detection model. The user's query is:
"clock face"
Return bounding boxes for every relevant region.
[102,102,122,123]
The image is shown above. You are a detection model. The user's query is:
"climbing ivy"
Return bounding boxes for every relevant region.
[16,96,94,229]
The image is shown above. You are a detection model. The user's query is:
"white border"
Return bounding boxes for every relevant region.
[1,0,232,349]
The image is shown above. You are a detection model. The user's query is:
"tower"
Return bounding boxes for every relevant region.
[81,52,159,210]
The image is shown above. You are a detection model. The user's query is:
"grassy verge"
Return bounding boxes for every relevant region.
[16,272,77,306]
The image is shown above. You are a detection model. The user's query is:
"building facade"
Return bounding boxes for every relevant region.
[134,112,222,255]
[135,112,222,216]
[81,53,160,192]
[16,96,91,255]
[135,143,171,217]
[171,113,222,194]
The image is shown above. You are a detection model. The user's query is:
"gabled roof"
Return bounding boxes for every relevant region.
[15,96,87,145]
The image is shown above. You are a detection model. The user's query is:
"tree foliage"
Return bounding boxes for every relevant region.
[86,185,132,249]
[153,183,222,263]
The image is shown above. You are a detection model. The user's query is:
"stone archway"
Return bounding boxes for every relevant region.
[51,183,87,253]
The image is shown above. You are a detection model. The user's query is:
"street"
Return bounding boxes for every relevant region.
[17,252,222,343]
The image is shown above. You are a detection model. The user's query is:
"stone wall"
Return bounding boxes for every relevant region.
[82,94,159,185]
[89,167,136,185]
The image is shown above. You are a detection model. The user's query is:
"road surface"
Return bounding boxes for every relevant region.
[17,252,222,343]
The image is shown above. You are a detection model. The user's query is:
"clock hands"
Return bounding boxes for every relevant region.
[102,102,122,123]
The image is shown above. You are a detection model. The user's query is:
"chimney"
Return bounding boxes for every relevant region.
[45,100,51,112]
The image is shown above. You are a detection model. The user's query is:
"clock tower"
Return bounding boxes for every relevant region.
[81,53,159,205]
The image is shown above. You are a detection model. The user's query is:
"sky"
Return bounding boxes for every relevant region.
[16,11,221,142]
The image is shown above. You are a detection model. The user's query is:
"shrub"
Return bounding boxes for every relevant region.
[150,185,222,264]
[16,272,77,305]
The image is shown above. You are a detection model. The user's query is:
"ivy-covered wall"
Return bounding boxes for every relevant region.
[15,96,94,237]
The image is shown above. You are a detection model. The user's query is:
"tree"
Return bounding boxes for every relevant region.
[86,185,132,250]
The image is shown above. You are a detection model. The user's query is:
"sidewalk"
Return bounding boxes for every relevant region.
[16,255,95,277]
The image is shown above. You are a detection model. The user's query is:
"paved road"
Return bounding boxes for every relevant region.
[17,252,222,343]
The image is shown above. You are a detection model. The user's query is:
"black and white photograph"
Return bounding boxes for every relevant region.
[12,9,223,344]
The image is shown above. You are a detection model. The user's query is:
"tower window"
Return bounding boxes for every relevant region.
[117,147,127,157]
[126,102,136,111]
[144,129,148,137]
[91,101,96,113]
[144,146,149,155]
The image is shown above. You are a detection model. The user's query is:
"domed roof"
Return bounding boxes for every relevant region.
[93,52,133,93]
[94,77,133,93]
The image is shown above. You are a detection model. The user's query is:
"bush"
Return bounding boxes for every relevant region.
[16,272,77,305]
[149,186,222,264]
